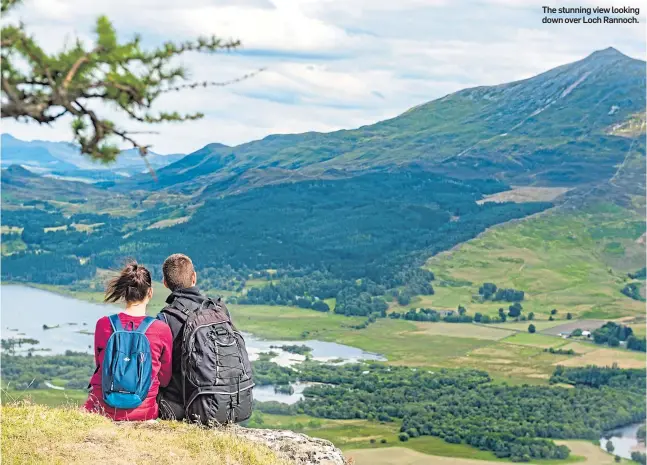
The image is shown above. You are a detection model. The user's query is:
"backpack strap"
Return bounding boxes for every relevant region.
[163,305,190,324]
[136,316,156,334]
[108,314,123,332]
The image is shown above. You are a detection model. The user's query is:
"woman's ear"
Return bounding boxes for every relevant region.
[148,287,154,300]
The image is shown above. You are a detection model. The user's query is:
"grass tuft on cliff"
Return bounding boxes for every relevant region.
[1,401,289,465]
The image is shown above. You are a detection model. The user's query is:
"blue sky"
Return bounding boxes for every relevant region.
[2,0,645,154]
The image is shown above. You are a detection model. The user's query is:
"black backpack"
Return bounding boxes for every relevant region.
[162,298,254,425]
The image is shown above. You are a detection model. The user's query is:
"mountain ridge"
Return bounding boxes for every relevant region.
[118,47,644,195]
[3,47,643,195]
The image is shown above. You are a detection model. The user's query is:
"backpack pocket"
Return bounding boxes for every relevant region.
[230,387,253,423]
[214,328,247,385]
[185,390,231,426]
[233,331,253,380]
[104,349,151,409]
[186,325,220,387]
[185,387,253,426]
[111,350,145,394]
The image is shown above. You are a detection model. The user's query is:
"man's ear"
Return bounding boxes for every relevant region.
[191,271,197,286]
[163,279,170,289]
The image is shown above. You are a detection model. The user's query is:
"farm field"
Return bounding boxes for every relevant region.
[411,322,515,340]
[541,320,605,336]
[490,320,564,332]
[556,347,646,369]
[502,332,566,348]
[347,441,625,465]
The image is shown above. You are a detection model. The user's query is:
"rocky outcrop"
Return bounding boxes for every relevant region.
[232,426,348,465]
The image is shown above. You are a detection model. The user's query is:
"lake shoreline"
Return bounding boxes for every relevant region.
[599,422,646,459]
[1,284,385,404]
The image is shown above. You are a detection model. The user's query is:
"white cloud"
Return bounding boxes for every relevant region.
[2,0,644,154]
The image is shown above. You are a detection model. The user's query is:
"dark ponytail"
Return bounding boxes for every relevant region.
[105,261,152,303]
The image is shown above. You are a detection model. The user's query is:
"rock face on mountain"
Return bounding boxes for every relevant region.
[234,426,348,465]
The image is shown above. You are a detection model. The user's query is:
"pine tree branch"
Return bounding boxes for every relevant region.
[62,52,94,89]
[159,68,265,94]
[1,5,255,171]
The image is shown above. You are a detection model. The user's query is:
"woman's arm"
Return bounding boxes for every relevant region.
[89,317,111,385]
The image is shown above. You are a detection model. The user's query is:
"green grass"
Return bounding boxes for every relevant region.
[231,305,493,366]
[2,389,87,407]
[630,323,646,338]
[2,403,288,465]
[502,332,566,348]
[244,279,278,290]
[1,237,27,255]
[426,203,645,320]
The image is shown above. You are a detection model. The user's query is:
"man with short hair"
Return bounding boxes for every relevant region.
[156,253,208,420]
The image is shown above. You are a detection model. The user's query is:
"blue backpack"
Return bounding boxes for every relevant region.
[101,314,155,409]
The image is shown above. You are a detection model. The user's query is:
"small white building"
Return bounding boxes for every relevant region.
[581,330,591,338]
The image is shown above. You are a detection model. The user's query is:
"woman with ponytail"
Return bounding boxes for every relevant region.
[84,261,173,421]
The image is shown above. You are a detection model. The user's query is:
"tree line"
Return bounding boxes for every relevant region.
[592,322,646,352]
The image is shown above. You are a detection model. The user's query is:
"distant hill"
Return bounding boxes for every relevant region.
[0,165,105,202]
[0,134,185,179]
[127,47,644,194]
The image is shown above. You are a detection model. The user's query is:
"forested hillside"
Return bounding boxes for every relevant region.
[1,169,551,315]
